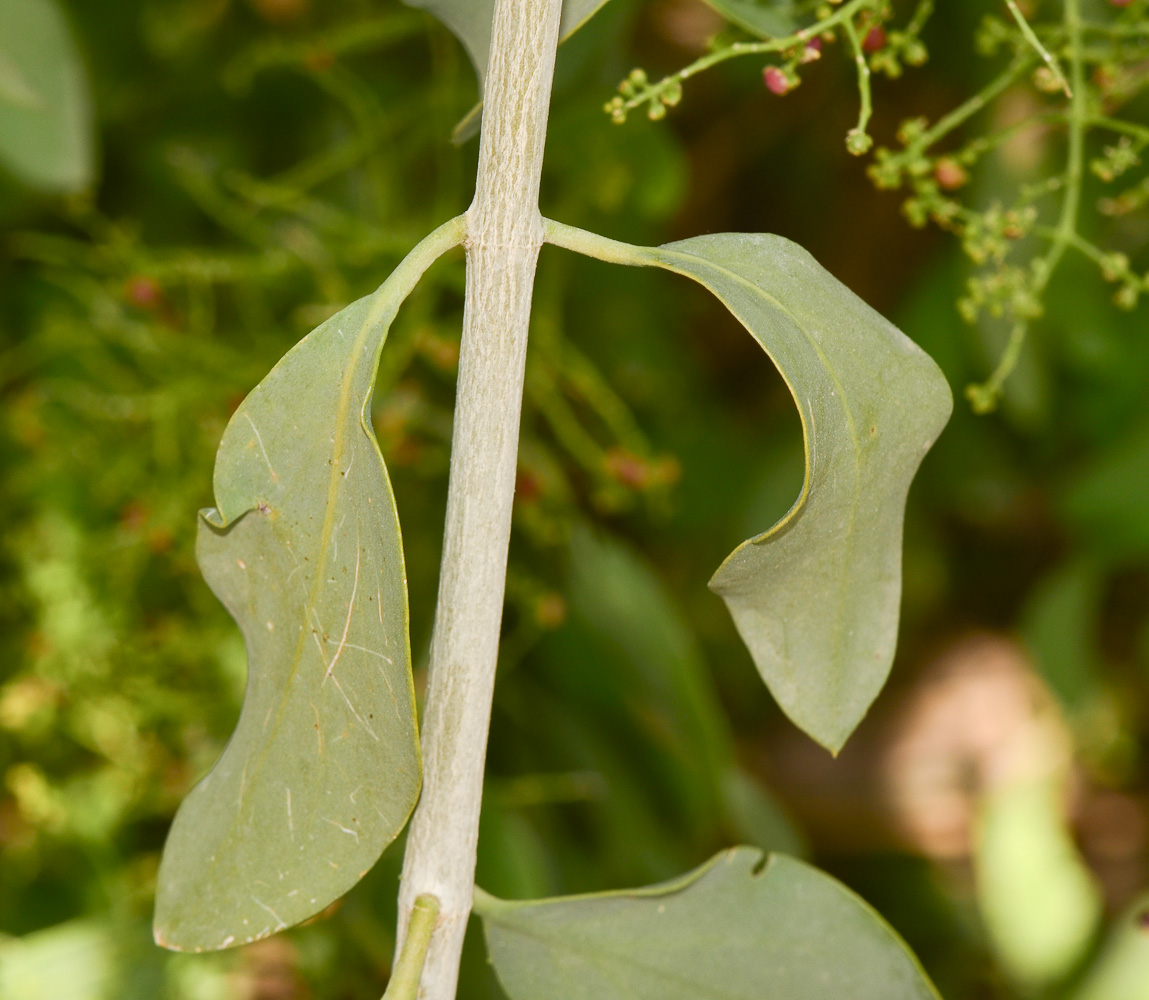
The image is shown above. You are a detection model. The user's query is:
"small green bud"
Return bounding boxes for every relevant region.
[647,100,667,121]
[896,116,928,145]
[1114,283,1139,310]
[965,383,999,415]
[662,80,683,107]
[1100,252,1130,282]
[846,129,873,156]
[902,38,927,65]
[1032,67,1062,93]
[628,68,648,88]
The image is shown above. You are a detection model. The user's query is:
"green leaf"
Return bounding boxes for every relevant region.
[1061,416,1149,559]
[476,846,940,1000]
[0,922,114,1000]
[1071,892,1149,1000]
[567,525,805,854]
[975,777,1103,988]
[545,221,953,753]
[405,0,612,142]
[1021,558,1104,709]
[0,0,94,192]
[699,0,799,39]
[153,218,465,953]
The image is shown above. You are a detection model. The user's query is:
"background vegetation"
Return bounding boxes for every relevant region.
[0,1,1147,998]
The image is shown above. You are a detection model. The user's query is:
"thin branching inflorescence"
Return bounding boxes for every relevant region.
[609,0,1149,412]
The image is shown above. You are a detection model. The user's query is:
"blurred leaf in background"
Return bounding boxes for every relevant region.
[0,0,94,192]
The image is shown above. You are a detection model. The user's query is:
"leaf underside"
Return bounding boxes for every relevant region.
[154,276,430,952]
[477,846,940,1000]
[0,0,94,191]
[569,230,952,752]
[404,0,611,141]
[699,0,799,39]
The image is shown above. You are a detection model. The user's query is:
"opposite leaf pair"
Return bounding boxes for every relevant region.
[155,213,949,995]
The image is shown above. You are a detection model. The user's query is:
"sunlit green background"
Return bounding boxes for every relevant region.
[1,1,1147,998]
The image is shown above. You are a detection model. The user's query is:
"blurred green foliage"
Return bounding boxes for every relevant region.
[0,1,1146,998]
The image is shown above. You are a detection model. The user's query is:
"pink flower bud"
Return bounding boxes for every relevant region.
[763,66,790,95]
[862,26,887,52]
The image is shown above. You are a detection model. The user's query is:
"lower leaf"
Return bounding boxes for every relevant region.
[476,846,940,1000]
[153,217,464,952]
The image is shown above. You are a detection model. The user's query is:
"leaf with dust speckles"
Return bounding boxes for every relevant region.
[649,234,950,754]
[476,846,940,1000]
[549,226,952,754]
[154,219,464,953]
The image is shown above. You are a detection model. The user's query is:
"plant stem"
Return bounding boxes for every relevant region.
[618,0,875,115]
[382,895,440,1000]
[393,0,563,997]
[1004,0,1072,97]
[967,0,1086,411]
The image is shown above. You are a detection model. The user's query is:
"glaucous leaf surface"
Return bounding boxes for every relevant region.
[476,846,940,1000]
[699,0,798,39]
[153,219,464,953]
[0,0,93,191]
[546,222,952,752]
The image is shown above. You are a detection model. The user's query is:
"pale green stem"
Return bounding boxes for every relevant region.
[967,0,1086,411]
[393,2,564,998]
[1081,21,1149,37]
[1004,0,1072,96]
[1089,115,1149,144]
[894,54,1035,165]
[841,17,873,152]
[543,218,649,265]
[382,895,441,1000]
[959,112,1071,164]
[620,0,877,114]
[906,0,935,36]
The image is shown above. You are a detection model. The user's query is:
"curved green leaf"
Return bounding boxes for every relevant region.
[976,777,1103,988]
[405,0,611,141]
[545,221,952,753]
[1072,891,1149,1000]
[476,846,940,1000]
[699,0,798,39]
[154,218,464,953]
[0,0,93,192]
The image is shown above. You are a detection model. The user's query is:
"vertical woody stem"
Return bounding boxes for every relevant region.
[394,1,563,997]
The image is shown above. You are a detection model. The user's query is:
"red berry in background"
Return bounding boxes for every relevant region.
[249,0,309,23]
[124,275,163,310]
[863,26,887,52]
[1108,0,1134,6]
[934,158,969,191]
[763,66,790,95]
[515,470,541,504]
